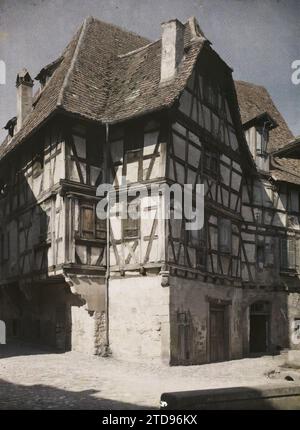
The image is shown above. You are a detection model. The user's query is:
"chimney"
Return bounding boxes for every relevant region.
[160,19,184,84]
[16,68,33,131]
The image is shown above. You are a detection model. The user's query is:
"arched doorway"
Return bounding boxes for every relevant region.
[249,301,270,354]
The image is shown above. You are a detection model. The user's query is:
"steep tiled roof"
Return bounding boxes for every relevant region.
[104,39,203,123]
[235,80,294,153]
[235,80,300,185]
[0,16,205,162]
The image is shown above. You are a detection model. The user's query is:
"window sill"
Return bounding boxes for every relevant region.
[75,237,105,245]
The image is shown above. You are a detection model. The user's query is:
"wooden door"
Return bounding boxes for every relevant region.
[250,315,268,353]
[210,304,227,362]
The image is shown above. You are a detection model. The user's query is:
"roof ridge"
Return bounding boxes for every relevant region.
[57,16,92,107]
[117,40,159,58]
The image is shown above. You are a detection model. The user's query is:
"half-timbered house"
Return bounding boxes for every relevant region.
[0,16,299,364]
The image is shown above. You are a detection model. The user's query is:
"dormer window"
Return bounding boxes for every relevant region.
[35,56,63,90]
[243,112,277,173]
[256,126,269,156]
[4,117,17,138]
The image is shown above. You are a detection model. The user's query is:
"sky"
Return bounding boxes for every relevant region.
[0,0,299,143]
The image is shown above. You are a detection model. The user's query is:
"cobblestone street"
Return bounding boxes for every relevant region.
[0,344,298,409]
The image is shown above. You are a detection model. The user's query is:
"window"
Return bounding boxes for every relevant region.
[186,226,207,269]
[257,243,264,269]
[80,206,94,239]
[96,217,106,240]
[252,182,263,206]
[0,179,8,199]
[124,124,144,182]
[288,189,299,213]
[80,203,106,241]
[40,209,51,240]
[202,77,219,108]
[264,241,275,267]
[122,202,140,240]
[256,240,275,269]
[218,218,232,254]
[0,231,9,262]
[280,237,296,271]
[256,126,269,155]
[203,150,219,177]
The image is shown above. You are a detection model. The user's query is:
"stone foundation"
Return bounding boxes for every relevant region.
[169,276,292,365]
[109,273,170,363]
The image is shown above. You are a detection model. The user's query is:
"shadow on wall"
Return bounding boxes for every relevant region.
[0,342,60,358]
[0,378,148,410]
[0,124,83,352]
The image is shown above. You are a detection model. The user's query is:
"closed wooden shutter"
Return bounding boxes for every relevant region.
[80,206,94,239]
[96,217,106,240]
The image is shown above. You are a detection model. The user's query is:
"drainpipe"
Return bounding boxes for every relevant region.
[104,122,110,355]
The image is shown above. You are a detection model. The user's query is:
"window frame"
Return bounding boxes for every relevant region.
[122,201,141,241]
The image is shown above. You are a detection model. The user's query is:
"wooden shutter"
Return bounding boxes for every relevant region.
[96,217,106,240]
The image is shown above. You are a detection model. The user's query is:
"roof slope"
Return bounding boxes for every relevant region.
[235,80,294,153]
[103,29,204,123]
[235,80,300,185]
[0,16,205,161]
